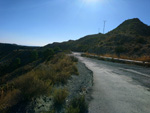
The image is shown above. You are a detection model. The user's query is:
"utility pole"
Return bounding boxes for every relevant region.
[103,20,106,34]
[98,28,100,33]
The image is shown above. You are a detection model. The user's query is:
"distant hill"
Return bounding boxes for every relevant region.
[0,43,38,55]
[0,43,40,75]
[45,18,150,56]
[0,43,39,62]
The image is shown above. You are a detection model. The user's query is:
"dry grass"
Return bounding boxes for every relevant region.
[49,53,79,84]
[65,96,88,113]
[53,88,68,107]
[0,89,21,111]
[13,72,52,100]
[99,54,118,58]
[136,56,150,62]
[85,52,150,62]
[65,105,80,113]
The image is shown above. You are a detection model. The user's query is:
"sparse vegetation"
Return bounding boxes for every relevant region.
[66,95,88,113]
[44,48,54,60]
[66,105,80,113]
[13,73,52,100]
[53,47,61,53]
[70,56,78,62]
[0,89,21,111]
[13,57,21,68]
[53,88,68,108]
[115,46,126,57]
[49,53,79,84]
[0,52,79,112]
[44,18,150,57]
[84,52,150,63]
[31,50,38,61]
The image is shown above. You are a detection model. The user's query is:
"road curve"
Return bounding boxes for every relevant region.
[73,52,150,113]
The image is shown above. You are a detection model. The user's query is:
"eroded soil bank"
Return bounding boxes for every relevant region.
[26,61,93,113]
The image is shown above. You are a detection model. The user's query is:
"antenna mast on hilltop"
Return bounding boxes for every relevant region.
[103,20,106,34]
[98,28,100,33]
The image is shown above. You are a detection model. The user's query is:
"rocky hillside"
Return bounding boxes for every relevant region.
[45,18,150,56]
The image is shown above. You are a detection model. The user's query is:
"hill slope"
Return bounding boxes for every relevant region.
[45,18,150,56]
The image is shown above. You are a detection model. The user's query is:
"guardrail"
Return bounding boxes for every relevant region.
[81,54,150,67]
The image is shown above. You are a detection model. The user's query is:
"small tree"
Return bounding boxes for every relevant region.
[44,48,54,59]
[31,51,38,61]
[54,47,61,53]
[13,58,21,68]
[115,46,125,57]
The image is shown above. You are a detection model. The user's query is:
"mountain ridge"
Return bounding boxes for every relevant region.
[1,18,150,57]
[45,18,150,56]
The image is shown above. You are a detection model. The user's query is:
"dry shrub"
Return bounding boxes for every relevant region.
[40,110,55,113]
[32,64,52,81]
[65,105,80,113]
[100,54,118,58]
[0,53,78,112]
[13,72,52,100]
[50,53,66,64]
[85,52,150,62]
[0,89,21,111]
[136,56,150,62]
[53,88,68,107]
[66,96,88,113]
[70,56,78,62]
[119,55,150,62]
[50,54,78,84]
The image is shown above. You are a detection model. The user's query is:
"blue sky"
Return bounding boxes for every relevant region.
[0,0,150,46]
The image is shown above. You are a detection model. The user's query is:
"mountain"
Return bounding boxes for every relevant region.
[107,18,150,36]
[45,18,150,56]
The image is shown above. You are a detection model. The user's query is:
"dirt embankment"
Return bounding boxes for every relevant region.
[66,61,93,102]
[26,61,93,113]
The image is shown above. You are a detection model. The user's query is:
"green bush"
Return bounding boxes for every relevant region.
[44,48,54,60]
[54,47,61,53]
[31,51,38,61]
[13,57,21,68]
